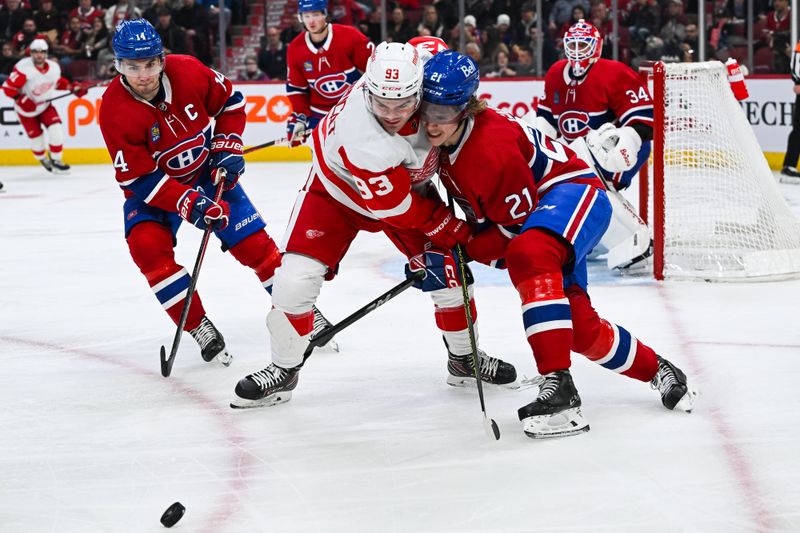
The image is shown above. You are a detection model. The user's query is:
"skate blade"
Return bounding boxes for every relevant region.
[522,407,590,439]
[446,374,520,389]
[674,387,699,413]
[51,168,70,175]
[313,338,340,353]
[779,175,800,184]
[230,390,292,409]
[215,350,233,367]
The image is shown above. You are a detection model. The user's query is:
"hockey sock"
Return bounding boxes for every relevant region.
[229,230,281,293]
[30,134,47,160]
[568,285,658,382]
[46,124,64,160]
[431,285,477,356]
[127,222,206,331]
[506,230,573,375]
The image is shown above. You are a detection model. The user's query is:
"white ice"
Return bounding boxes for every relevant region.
[1,163,799,533]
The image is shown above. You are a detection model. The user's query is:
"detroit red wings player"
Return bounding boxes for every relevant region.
[1,38,87,173]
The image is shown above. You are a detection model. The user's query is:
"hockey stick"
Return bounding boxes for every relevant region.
[243,129,311,154]
[447,196,500,440]
[43,79,112,103]
[159,170,226,377]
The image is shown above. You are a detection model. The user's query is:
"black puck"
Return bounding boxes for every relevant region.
[160,502,185,528]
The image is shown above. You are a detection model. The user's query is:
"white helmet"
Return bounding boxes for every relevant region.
[364,42,423,101]
[30,38,48,52]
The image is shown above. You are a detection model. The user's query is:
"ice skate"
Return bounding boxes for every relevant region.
[50,160,71,174]
[189,316,232,366]
[651,356,698,412]
[779,166,800,184]
[517,370,590,439]
[311,306,339,352]
[447,348,518,388]
[40,158,53,173]
[231,363,300,408]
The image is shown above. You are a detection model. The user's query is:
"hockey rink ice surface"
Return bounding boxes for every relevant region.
[1,162,799,533]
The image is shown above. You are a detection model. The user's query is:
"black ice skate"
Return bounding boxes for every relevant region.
[311,305,339,352]
[651,356,698,412]
[189,316,232,366]
[517,370,590,439]
[40,158,53,172]
[780,166,800,184]
[50,160,71,174]
[447,349,518,388]
[231,363,300,409]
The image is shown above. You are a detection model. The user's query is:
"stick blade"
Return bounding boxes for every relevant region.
[484,416,501,440]
[160,345,172,377]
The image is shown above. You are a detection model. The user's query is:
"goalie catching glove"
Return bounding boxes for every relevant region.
[405,249,473,292]
[585,123,642,174]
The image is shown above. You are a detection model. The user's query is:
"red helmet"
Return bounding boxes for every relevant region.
[563,19,603,78]
[407,36,448,56]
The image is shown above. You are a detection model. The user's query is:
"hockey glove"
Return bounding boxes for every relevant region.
[286,112,309,147]
[209,134,245,190]
[70,82,89,98]
[419,203,471,249]
[405,249,473,292]
[586,124,642,174]
[178,190,230,231]
[15,95,37,113]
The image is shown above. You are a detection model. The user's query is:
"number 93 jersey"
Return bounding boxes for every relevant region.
[99,54,246,213]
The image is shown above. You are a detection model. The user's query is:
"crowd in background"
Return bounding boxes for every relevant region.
[0,0,795,84]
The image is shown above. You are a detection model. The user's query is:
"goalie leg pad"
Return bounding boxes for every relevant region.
[599,188,652,269]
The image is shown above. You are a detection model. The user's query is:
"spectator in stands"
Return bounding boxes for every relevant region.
[70,0,104,33]
[143,0,171,25]
[154,7,186,54]
[483,13,513,61]
[528,23,559,71]
[105,0,141,30]
[771,31,792,74]
[53,16,84,65]
[174,0,210,65]
[358,6,382,44]
[464,41,491,73]
[512,43,536,75]
[485,43,517,78]
[195,0,231,38]
[625,0,660,51]
[10,18,41,56]
[387,6,414,43]
[681,23,698,61]
[448,14,481,52]
[431,0,457,30]
[238,54,267,80]
[82,16,108,59]
[548,0,589,37]
[513,3,537,46]
[558,5,586,38]
[33,0,60,45]
[328,0,365,27]
[0,42,15,83]
[764,0,790,48]
[257,25,286,80]
[418,5,445,39]
[659,0,688,58]
[280,16,302,46]
[1,0,31,43]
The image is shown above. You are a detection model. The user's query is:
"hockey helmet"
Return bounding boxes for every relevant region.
[298,0,327,14]
[112,19,163,61]
[407,36,448,56]
[420,50,479,123]
[364,42,423,106]
[563,19,603,78]
[29,38,48,52]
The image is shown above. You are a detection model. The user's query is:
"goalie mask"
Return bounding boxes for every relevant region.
[563,20,603,78]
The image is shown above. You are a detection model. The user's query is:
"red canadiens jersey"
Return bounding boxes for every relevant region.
[286,24,373,117]
[439,108,601,234]
[537,59,653,142]
[99,55,245,213]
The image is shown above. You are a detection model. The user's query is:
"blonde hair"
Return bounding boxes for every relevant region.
[465,96,488,117]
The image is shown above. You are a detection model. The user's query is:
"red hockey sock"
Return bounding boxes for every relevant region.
[229,230,282,292]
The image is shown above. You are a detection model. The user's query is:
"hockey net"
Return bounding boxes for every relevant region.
[644,61,800,281]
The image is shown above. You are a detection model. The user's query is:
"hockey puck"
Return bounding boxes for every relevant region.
[160,502,185,528]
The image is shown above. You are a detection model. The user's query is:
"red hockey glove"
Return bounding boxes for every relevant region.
[286,112,309,147]
[70,82,89,98]
[419,203,471,249]
[15,95,37,113]
[209,134,244,190]
[178,190,230,231]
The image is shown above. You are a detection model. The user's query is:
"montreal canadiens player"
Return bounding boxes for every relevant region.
[535,20,653,270]
[419,50,697,439]
[232,42,517,408]
[284,0,373,146]
[98,19,333,368]
[1,38,88,174]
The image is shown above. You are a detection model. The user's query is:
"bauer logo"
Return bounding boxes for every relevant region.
[558,110,591,141]
[157,131,209,178]
[314,73,351,100]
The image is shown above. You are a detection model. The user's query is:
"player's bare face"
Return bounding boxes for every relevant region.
[301,11,327,37]
[31,50,47,67]
[369,95,417,134]
[424,120,461,147]
[119,57,163,101]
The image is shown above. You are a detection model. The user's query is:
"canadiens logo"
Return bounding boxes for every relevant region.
[558,110,591,141]
[156,131,209,178]
[150,123,161,143]
[314,73,351,99]
[303,61,313,72]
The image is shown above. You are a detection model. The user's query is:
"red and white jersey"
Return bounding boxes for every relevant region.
[439,108,601,233]
[99,54,246,213]
[310,77,441,229]
[286,24,373,117]
[1,57,68,117]
[537,58,653,142]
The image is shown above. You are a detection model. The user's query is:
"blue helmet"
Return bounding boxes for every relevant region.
[112,19,163,60]
[298,0,327,14]
[422,50,480,106]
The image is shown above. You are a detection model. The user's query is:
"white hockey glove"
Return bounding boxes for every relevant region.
[520,110,559,139]
[586,124,642,173]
